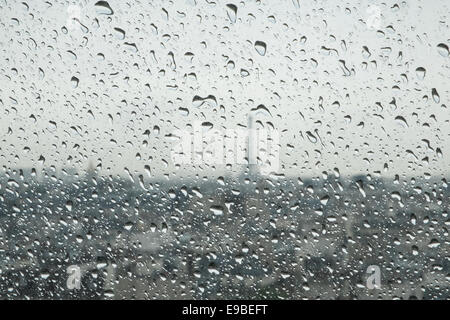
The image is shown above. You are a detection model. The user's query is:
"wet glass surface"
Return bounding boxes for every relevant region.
[0,0,449,299]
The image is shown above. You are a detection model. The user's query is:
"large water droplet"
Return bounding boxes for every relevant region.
[395,116,408,128]
[114,27,126,40]
[95,1,114,15]
[226,4,237,23]
[415,67,426,80]
[432,88,440,103]
[437,43,449,57]
[255,41,267,56]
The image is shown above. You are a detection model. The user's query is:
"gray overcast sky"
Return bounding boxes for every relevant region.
[0,0,449,181]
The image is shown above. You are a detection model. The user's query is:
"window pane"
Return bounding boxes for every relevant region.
[0,0,449,299]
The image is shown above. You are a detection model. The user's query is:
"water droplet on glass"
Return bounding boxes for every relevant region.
[226,4,237,23]
[95,1,114,15]
[431,88,440,103]
[254,41,267,56]
[415,67,426,80]
[437,43,449,57]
